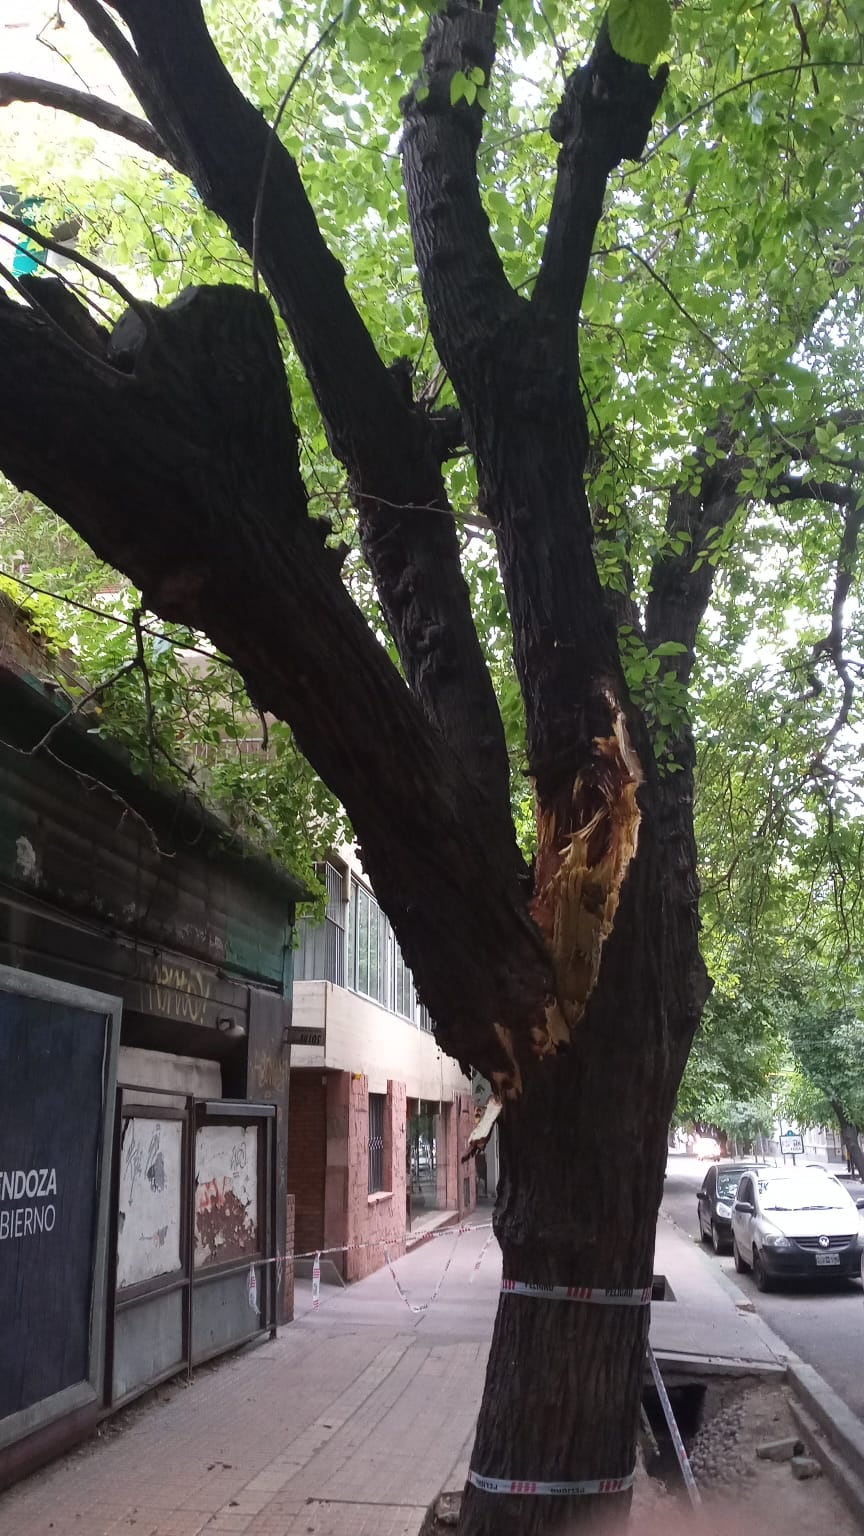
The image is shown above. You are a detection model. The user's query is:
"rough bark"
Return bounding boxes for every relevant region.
[831,1101,864,1181]
[460,814,706,1534]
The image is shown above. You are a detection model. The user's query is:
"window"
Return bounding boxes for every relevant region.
[294,861,346,984]
[391,941,414,1020]
[368,1093,386,1194]
[417,1002,434,1034]
[351,881,386,1004]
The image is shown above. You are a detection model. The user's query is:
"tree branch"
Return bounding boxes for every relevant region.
[0,72,173,163]
[534,22,667,351]
[401,0,524,391]
[0,281,549,1085]
[67,0,515,830]
[645,461,741,687]
[771,473,858,505]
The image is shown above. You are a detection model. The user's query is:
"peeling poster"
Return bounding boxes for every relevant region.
[117,1118,183,1290]
[194,1124,258,1268]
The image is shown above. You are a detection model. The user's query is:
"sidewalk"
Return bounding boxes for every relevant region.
[0,1214,786,1536]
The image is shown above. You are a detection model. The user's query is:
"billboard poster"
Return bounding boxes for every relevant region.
[0,990,108,1420]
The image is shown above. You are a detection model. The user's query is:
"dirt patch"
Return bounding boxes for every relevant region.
[425,1379,859,1533]
[633,1375,858,1535]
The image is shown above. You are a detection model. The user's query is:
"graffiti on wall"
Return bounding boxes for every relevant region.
[194,1124,258,1268]
[137,958,214,1025]
[117,1118,183,1290]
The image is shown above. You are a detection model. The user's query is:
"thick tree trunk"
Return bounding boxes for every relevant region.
[832,1101,864,1181]
[458,825,702,1535]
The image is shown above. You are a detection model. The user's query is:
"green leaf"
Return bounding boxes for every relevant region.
[450,70,469,106]
[608,0,671,66]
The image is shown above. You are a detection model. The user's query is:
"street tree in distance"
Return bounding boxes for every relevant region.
[2,0,864,1529]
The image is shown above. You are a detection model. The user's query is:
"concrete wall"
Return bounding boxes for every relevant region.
[292,981,470,1101]
[118,1045,221,1098]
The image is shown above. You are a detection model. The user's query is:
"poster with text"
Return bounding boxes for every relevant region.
[0,991,106,1419]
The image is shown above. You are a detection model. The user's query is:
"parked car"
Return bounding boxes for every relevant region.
[697,1163,766,1254]
[693,1135,722,1161]
[731,1169,864,1291]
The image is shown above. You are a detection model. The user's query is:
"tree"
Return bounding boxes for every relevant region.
[2,0,864,1529]
[785,1004,864,1179]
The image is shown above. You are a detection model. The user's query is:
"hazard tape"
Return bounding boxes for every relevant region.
[470,1230,494,1284]
[467,1470,634,1496]
[292,1218,493,1262]
[385,1228,462,1313]
[501,1279,652,1307]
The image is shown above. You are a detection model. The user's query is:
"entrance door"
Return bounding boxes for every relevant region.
[407,1101,443,1225]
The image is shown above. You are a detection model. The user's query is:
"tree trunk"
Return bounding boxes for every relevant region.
[457,839,698,1535]
[832,1101,864,1181]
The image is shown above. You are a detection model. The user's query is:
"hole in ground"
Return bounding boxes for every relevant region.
[641,1382,707,1493]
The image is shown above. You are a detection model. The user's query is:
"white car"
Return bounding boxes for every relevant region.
[731,1169,864,1291]
[693,1135,722,1162]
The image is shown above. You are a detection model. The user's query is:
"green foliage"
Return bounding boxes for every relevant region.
[608,0,671,66]
[3,0,864,1021]
[0,485,344,911]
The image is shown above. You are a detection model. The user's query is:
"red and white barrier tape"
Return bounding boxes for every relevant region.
[470,1230,495,1284]
[467,1471,634,1496]
[502,1279,652,1307]
[292,1218,493,1263]
[385,1229,462,1313]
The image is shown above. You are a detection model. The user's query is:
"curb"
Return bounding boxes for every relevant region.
[668,1211,864,1519]
[789,1390,864,1524]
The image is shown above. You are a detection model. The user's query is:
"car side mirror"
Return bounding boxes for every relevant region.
[855,1198,864,1211]
[734,1200,754,1215]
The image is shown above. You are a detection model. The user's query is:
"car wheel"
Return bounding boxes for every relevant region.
[711,1221,726,1256]
[698,1211,710,1243]
[733,1236,749,1273]
[752,1245,773,1293]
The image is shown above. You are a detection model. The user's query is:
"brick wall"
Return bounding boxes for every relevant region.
[344,1075,407,1282]
[286,1072,326,1257]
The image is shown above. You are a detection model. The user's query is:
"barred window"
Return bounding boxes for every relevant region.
[368,1093,386,1194]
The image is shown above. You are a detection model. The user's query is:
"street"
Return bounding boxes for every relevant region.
[663,1154,864,1419]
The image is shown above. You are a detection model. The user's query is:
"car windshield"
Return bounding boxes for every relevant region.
[718,1173,749,1200]
[757,1175,849,1212]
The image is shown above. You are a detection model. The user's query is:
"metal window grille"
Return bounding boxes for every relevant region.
[368,1093,386,1193]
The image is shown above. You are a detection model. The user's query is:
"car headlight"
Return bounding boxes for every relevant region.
[716,1201,732,1219]
[762,1231,792,1249]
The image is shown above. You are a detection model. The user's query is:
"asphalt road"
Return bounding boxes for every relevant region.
[663,1153,864,1419]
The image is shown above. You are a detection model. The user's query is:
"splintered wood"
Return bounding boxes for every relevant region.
[532,702,643,1045]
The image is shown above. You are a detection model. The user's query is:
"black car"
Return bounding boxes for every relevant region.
[697,1162,765,1254]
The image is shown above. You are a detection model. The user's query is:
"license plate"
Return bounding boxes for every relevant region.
[815,1252,840,1267]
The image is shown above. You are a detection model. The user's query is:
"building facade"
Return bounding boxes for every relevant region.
[0,621,305,1486]
[288,858,476,1280]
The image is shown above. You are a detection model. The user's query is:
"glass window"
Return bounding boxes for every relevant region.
[757,1175,849,1212]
